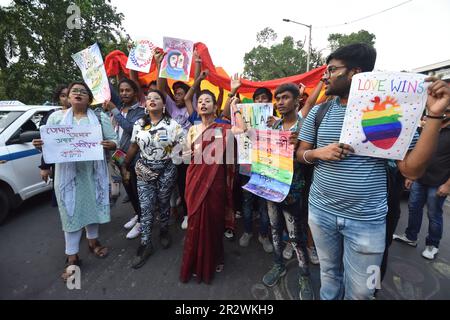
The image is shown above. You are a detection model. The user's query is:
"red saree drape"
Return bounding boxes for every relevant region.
[180,123,235,284]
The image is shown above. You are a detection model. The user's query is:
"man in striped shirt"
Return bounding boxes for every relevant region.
[297,43,450,300]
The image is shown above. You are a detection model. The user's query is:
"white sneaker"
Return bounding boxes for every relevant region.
[307,246,320,265]
[181,216,188,230]
[239,232,253,247]
[393,233,418,247]
[124,215,138,229]
[126,222,141,239]
[258,235,274,253]
[422,245,439,260]
[283,242,294,260]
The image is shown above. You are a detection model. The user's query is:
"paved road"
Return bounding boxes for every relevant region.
[1,191,449,300]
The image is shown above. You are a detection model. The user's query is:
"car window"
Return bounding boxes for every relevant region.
[20,119,38,132]
[0,111,24,134]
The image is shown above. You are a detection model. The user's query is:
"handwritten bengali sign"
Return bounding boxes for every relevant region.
[243,129,294,203]
[72,43,111,105]
[340,72,428,160]
[231,103,273,166]
[40,125,104,163]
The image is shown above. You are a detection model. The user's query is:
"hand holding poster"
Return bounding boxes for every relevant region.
[339,72,428,160]
[126,40,157,73]
[231,103,273,165]
[243,130,294,203]
[40,125,104,164]
[72,43,111,105]
[159,37,194,82]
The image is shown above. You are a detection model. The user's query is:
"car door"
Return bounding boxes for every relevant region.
[6,110,52,200]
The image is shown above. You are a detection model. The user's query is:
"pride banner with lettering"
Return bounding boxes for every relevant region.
[339,72,427,160]
[40,125,104,163]
[243,130,294,202]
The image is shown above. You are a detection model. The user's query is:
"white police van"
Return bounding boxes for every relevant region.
[0,104,61,223]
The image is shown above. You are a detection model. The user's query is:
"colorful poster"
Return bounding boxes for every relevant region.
[231,103,273,165]
[243,130,294,203]
[339,72,428,160]
[159,37,194,82]
[40,125,104,163]
[126,40,157,73]
[72,43,111,105]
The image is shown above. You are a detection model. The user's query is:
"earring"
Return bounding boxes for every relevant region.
[144,108,149,115]
[163,106,166,114]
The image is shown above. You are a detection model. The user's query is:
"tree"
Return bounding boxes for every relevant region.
[243,27,324,81]
[0,0,127,104]
[327,30,376,52]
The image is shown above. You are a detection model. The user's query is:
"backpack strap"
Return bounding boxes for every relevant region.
[313,99,333,147]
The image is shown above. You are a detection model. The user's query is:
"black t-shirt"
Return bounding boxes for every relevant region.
[418,126,450,187]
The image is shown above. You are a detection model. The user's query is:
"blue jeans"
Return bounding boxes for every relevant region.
[309,205,386,300]
[242,189,270,237]
[405,181,446,248]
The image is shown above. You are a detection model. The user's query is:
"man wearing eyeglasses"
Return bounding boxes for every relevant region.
[296,43,450,300]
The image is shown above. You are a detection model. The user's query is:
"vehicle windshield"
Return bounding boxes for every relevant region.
[0,111,24,134]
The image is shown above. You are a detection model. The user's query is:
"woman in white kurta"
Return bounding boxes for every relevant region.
[37,82,118,280]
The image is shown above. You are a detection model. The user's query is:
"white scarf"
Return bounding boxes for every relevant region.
[58,108,110,217]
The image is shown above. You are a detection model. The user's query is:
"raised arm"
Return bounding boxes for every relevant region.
[154,49,174,101]
[223,73,242,119]
[397,78,450,180]
[184,70,209,116]
[301,79,325,118]
[229,97,247,134]
[217,86,224,114]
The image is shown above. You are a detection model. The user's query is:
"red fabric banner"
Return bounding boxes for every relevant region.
[104,42,326,93]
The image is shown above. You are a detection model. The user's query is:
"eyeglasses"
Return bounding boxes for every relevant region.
[70,88,89,95]
[325,65,347,76]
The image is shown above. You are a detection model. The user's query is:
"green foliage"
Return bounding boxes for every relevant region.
[0,0,126,104]
[328,30,376,52]
[243,28,324,81]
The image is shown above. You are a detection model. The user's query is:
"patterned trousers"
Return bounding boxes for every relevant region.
[136,160,177,246]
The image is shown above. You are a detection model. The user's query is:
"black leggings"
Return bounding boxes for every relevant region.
[123,164,142,222]
[177,163,188,216]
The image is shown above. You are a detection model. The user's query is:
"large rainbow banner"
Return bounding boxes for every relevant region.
[340,72,427,160]
[243,129,294,202]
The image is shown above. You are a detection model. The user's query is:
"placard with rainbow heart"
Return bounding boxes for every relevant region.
[339,72,428,160]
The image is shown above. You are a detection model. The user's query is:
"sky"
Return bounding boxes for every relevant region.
[2,0,450,75]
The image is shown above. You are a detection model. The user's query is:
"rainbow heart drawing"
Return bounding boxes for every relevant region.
[361,96,402,150]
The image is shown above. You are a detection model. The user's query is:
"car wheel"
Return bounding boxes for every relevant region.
[0,189,11,224]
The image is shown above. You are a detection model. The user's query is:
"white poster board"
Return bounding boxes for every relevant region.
[126,40,157,73]
[40,125,104,163]
[231,103,273,164]
[72,43,111,105]
[339,72,428,160]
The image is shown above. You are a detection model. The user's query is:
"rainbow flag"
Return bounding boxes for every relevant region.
[243,130,294,202]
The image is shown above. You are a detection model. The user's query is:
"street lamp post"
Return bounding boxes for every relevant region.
[283,18,312,72]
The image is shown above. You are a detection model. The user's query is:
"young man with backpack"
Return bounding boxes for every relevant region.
[297,43,450,299]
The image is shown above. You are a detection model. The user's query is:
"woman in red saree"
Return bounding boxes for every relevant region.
[180,90,245,284]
